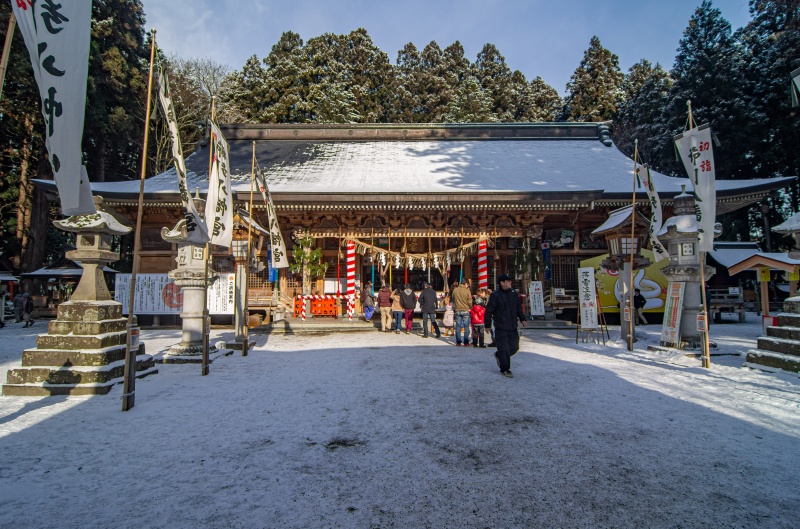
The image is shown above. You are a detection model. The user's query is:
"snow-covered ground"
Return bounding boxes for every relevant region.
[0,315,798,529]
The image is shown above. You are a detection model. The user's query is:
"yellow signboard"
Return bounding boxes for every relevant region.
[580,249,669,314]
[759,268,771,282]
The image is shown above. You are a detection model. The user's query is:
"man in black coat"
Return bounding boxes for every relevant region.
[484,274,527,378]
[417,281,440,338]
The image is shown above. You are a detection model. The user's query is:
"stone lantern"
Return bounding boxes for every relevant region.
[161,192,219,361]
[592,205,651,348]
[3,196,157,396]
[657,186,718,347]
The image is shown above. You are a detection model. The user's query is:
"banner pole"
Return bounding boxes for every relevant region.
[628,140,638,351]
[201,98,216,376]
[0,11,16,102]
[699,250,711,368]
[122,29,157,411]
[243,141,256,356]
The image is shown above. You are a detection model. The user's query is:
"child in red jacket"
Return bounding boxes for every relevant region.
[470,296,486,348]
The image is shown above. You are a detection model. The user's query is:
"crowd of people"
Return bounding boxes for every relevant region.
[361,275,527,378]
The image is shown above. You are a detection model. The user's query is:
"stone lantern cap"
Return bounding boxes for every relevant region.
[657,214,698,237]
[53,196,132,237]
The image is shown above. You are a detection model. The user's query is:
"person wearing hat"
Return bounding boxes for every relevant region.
[484,274,527,378]
[417,281,441,338]
[451,278,472,346]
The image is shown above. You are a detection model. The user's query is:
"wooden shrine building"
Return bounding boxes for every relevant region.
[37,122,795,318]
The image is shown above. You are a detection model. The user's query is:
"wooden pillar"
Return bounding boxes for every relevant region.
[760,268,770,317]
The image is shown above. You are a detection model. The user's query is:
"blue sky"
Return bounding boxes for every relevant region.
[140,0,752,95]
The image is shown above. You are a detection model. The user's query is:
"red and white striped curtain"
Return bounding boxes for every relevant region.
[346,240,356,320]
[478,240,488,289]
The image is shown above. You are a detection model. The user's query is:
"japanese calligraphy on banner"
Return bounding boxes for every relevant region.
[12,0,95,215]
[674,124,716,252]
[577,267,598,329]
[205,120,233,247]
[637,165,668,262]
[528,281,545,316]
[115,273,234,315]
[660,282,685,346]
[255,168,289,268]
[157,70,209,245]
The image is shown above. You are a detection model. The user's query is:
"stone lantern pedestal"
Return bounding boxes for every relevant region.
[162,243,219,361]
[2,197,157,396]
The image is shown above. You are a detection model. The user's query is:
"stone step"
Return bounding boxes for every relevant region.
[777,312,800,327]
[48,318,127,336]
[765,326,800,341]
[20,344,131,367]
[745,349,800,374]
[755,336,800,357]
[36,331,126,351]
[2,359,157,396]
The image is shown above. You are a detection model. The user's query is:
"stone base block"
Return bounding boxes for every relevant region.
[37,331,126,351]
[55,301,123,323]
[21,345,128,367]
[159,346,232,364]
[2,356,157,396]
[164,344,217,356]
[48,318,127,336]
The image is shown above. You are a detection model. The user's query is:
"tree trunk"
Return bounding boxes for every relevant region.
[14,116,33,269]
[94,133,107,182]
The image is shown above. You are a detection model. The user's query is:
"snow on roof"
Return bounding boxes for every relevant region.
[773,211,800,234]
[592,205,646,234]
[81,126,795,198]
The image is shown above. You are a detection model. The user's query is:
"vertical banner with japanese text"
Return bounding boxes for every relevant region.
[529,281,545,317]
[660,282,685,346]
[674,125,716,252]
[542,241,551,281]
[205,120,234,247]
[255,168,289,268]
[637,165,669,262]
[157,70,208,244]
[12,0,95,215]
[578,267,598,329]
[791,66,800,108]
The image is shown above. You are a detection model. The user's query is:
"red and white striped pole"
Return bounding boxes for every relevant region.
[346,240,356,321]
[478,239,488,290]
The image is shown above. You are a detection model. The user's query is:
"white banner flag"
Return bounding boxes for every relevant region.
[255,168,289,268]
[12,0,95,215]
[577,267,598,329]
[637,165,669,262]
[529,281,545,316]
[674,124,716,252]
[205,121,234,247]
[791,67,800,108]
[157,70,208,244]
